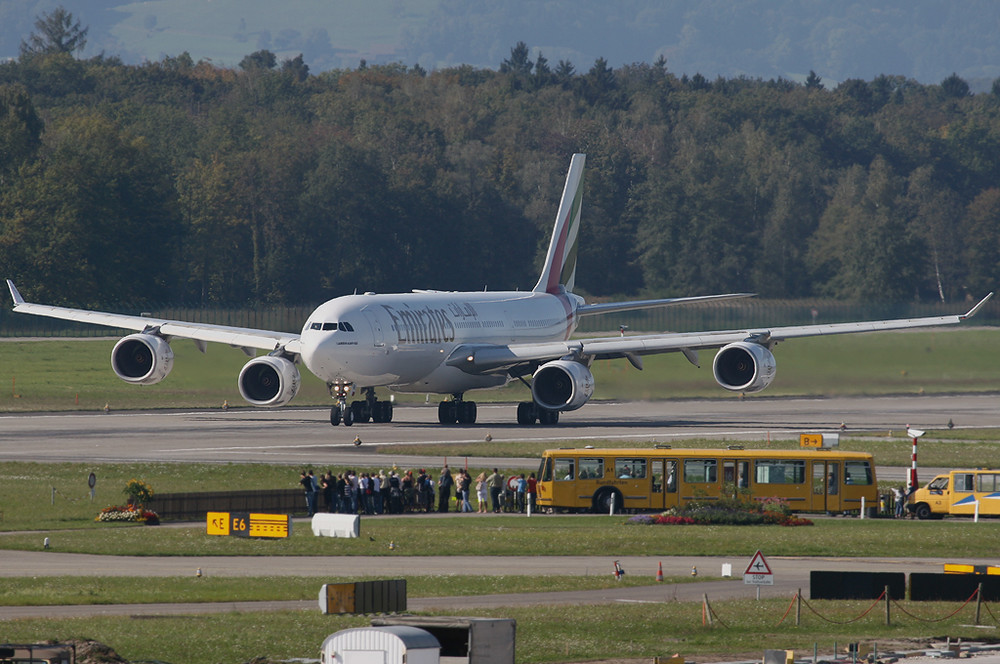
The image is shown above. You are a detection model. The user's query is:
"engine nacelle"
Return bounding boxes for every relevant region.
[531,360,595,411]
[111,334,174,385]
[712,341,777,393]
[238,355,301,407]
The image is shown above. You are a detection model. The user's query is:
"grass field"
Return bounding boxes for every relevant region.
[4,515,999,558]
[4,457,1000,663]
[2,329,999,664]
[2,328,999,412]
[3,441,1000,534]
[0,596,995,663]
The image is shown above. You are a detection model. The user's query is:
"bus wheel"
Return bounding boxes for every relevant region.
[914,503,931,520]
[592,488,622,514]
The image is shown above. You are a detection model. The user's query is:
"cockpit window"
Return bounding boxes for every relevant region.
[309,321,356,332]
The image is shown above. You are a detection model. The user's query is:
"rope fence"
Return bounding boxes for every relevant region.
[703,585,997,629]
[797,590,886,625]
[890,589,980,623]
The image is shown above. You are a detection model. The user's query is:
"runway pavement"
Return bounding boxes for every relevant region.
[1,394,997,469]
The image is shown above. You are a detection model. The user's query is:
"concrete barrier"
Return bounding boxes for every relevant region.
[311,513,360,538]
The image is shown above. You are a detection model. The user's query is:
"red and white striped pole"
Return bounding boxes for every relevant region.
[906,426,925,491]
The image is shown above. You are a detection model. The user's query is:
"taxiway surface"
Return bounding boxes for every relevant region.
[1,394,996,472]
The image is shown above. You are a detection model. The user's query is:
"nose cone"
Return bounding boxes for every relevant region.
[300,329,344,382]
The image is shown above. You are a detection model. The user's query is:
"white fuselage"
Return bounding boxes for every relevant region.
[298,290,581,393]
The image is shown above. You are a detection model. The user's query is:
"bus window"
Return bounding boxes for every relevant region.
[579,458,604,480]
[955,473,974,492]
[684,459,717,483]
[844,460,872,485]
[540,457,552,483]
[615,458,646,479]
[755,459,806,485]
[978,473,1000,492]
[555,459,575,480]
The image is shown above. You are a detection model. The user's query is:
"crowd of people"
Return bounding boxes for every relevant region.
[298,466,538,516]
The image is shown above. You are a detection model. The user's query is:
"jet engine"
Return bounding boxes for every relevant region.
[712,341,777,393]
[531,360,595,411]
[111,333,174,385]
[238,355,301,407]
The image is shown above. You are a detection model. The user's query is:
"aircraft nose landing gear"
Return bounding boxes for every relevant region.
[328,381,355,426]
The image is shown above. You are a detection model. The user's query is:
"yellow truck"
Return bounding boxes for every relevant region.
[908,469,1000,519]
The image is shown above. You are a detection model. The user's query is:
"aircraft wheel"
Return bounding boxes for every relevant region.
[516,402,536,425]
[351,400,370,423]
[438,401,457,424]
[538,409,560,425]
[343,405,355,427]
[330,406,341,426]
[457,401,477,424]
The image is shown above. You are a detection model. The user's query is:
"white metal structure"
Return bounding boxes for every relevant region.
[321,626,440,664]
[6,154,992,427]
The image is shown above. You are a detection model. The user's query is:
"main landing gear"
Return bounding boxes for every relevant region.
[438,395,478,424]
[328,383,394,426]
[516,401,559,425]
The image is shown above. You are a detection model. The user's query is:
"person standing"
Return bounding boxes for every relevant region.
[487,468,503,513]
[300,470,317,517]
[336,473,348,513]
[459,470,473,512]
[516,473,527,512]
[438,465,453,512]
[527,472,537,513]
[423,474,435,512]
[321,471,335,512]
[893,485,906,518]
[475,471,489,513]
[347,470,359,514]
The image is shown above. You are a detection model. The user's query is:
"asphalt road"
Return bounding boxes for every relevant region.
[0,551,989,620]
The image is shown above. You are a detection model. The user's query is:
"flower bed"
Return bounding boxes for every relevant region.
[97,505,160,525]
[624,495,812,527]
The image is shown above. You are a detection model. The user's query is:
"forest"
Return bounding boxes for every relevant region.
[3,13,1000,309]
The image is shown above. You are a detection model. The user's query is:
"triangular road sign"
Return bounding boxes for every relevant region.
[744,550,772,576]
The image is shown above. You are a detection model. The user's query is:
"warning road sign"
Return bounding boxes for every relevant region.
[743,550,774,585]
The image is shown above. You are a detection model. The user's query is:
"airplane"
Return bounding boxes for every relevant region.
[6,153,994,427]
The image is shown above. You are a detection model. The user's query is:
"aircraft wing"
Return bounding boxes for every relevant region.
[447,292,993,373]
[576,292,754,316]
[6,280,301,355]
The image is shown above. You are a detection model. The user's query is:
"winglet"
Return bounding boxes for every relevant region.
[960,292,993,320]
[6,280,24,306]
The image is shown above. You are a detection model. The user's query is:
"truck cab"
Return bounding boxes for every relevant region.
[909,470,1000,519]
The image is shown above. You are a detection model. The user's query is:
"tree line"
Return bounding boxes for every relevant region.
[2,12,1000,308]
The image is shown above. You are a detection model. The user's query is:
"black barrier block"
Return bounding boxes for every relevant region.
[911,573,1000,602]
[353,579,406,614]
[810,571,905,600]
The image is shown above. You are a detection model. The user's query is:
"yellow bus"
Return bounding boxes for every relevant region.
[908,469,1000,519]
[535,446,878,514]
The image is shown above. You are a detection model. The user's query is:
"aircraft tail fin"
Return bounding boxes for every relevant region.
[533,153,585,294]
